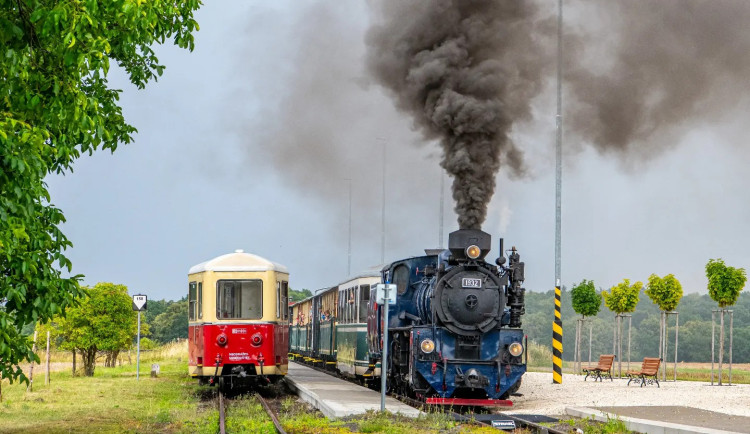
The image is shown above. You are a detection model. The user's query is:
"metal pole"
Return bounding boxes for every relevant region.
[711,310,715,385]
[381,143,386,264]
[674,312,679,382]
[136,310,141,381]
[439,171,444,248]
[347,178,352,276]
[45,331,50,386]
[729,311,733,385]
[381,285,390,412]
[552,0,563,384]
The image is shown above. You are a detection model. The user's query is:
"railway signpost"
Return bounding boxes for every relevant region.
[376,283,397,412]
[132,294,148,381]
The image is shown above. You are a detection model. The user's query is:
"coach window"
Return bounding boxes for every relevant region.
[188,282,197,321]
[216,280,262,319]
[198,282,203,319]
[276,282,281,319]
[359,285,369,322]
[282,281,289,320]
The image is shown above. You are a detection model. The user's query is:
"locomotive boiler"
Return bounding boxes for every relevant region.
[370,228,527,405]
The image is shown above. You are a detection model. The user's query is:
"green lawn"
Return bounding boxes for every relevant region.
[0,356,217,433]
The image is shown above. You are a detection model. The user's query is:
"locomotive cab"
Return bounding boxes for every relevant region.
[188,250,289,387]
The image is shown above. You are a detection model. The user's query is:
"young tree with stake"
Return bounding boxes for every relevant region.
[570,279,601,372]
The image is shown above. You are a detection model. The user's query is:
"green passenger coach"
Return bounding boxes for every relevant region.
[287,269,381,380]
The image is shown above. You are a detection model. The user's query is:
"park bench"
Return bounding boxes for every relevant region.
[627,357,661,387]
[582,354,615,381]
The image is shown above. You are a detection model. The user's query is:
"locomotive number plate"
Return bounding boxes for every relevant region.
[462,278,482,288]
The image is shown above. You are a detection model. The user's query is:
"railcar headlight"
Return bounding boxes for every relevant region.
[420,339,435,354]
[508,342,524,357]
[466,245,481,259]
[216,333,228,347]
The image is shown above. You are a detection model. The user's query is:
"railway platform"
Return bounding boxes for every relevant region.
[285,361,423,419]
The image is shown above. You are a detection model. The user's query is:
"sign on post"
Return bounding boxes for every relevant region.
[376,284,397,305]
[132,294,148,311]
[132,294,147,380]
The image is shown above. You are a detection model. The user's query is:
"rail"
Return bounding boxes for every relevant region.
[257,393,288,434]
[218,390,226,434]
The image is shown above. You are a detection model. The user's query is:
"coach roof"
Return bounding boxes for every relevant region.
[188,250,289,274]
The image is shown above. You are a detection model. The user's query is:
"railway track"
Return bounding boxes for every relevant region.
[217,389,287,434]
[294,358,564,434]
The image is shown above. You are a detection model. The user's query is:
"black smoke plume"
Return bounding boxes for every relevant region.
[366,1,551,229]
[566,0,750,156]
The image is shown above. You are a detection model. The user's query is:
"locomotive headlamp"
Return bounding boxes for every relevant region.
[420,339,435,354]
[465,245,481,259]
[508,342,524,357]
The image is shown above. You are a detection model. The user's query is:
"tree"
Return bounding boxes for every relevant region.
[289,288,313,303]
[646,274,683,312]
[602,279,642,314]
[706,259,747,308]
[59,283,137,376]
[705,259,747,384]
[0,0,201,383]
[603,279,642,376]
[571,280,602,318]
[646,273,683,379]
[570,279,602,371]
[151,299,188,343]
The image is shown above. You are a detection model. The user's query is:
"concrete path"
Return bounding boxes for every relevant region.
[285,361,423,419]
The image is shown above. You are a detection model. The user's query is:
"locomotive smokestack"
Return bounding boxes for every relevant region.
[366,1,550,229]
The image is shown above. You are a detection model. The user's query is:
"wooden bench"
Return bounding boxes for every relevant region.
[582,354,615,381]
[627,357,661,387]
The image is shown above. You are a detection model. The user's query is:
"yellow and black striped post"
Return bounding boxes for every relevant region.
[552,284,563,383]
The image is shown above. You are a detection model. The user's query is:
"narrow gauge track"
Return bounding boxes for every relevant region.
[294,360,564,434]
[217,389,287,434]
[218,390,226,434]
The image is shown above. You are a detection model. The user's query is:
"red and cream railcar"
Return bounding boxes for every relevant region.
[188,249,289,386]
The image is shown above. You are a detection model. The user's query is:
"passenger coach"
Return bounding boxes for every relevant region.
[188,249,289,387]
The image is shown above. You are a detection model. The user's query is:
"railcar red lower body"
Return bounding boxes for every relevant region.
[189,323,288,384]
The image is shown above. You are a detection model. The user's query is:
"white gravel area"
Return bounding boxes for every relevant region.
[511,372,750,417]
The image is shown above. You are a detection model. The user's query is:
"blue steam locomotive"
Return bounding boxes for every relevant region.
[290,228,527,407]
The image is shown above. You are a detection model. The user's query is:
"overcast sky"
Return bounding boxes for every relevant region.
[46,1,750,302]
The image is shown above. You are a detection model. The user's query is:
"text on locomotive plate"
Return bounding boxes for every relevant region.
[462,278,481,288]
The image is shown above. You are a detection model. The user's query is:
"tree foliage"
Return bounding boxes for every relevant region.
[645,273,683,312]
[706,259,747,308]
[602,279,642,314]
[0,0,201,382]
[58,282,137,376]
[151,299,187,343]
[570,279,601,318]
[289,288,313,303]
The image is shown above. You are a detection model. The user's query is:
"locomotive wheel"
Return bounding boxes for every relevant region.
[500,377,522,399]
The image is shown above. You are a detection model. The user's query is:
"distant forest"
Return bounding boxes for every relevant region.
[523,289,750,363]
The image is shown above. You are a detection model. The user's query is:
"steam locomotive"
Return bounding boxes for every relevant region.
[290,228,527,406]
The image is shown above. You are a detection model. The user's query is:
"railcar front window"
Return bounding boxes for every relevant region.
[216,280,262,319]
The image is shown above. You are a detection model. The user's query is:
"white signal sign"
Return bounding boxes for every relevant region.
[375,284,397,305]
[132,294,148,311]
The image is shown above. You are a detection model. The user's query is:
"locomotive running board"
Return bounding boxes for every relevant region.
[425,398,513,407]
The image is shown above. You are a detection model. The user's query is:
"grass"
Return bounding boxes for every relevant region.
[0,342,217,433]
[0,342,511,433]
[549,416,633,434]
